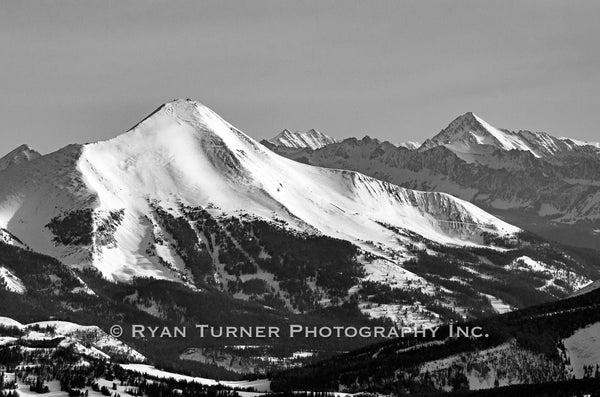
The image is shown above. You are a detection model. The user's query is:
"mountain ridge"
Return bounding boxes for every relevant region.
[0,99,523,317]
[268,128,338,149]
[266,113,600,248]
[0,143,41,172]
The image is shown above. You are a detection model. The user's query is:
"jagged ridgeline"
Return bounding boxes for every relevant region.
[264,112,600,250]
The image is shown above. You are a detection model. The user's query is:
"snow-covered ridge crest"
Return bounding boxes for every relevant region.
[268,128,338,149]
[0,317,145,362]
[0,99,520,282]
[0,227,27,248]
[559,136,600,149]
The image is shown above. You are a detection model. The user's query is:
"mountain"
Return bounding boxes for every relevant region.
[2,100,598,324]
[0,144,41,172]
[0,100,515,280]
[266,116,600,249]
[419,112,599,163]
[267,128,338,149]
[1,100,600,391]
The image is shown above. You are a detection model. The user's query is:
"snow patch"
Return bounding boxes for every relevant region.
[482,293,512,314]
[120,364,271,391]
[0,266,26,294]
[564,322,600,378]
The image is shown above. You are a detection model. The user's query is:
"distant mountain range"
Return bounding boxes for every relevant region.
[264,112,600,249]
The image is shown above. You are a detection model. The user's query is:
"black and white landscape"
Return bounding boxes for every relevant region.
[1,98,600,396]
[2,2,600,397]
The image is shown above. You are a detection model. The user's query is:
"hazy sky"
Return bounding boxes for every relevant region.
[1,1,600,154]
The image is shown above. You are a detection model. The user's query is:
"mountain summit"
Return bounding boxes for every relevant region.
[0,144,41,172]
[420,112,594,161]
[0,99,518,286]
[268,128,337,149]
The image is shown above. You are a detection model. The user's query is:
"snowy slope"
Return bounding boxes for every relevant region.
[0,317,145,362]
[27,320,146,362]
[0,144,41,172]
[0,99,519,282]
[563,322,600,378]
[0,227,27,248]
[0,144,97,268]
[0,316,24,328]
[0,266,26,294]
[268,128,337,149]
[120,364,270,391]
[570,280,600,297]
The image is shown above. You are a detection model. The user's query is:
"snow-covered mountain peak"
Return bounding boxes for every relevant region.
[129,99,229,134]
[0,99,520,282]
[268,128,337,149]
[0,143,41,172]
[419,112,594,162]
[398,141,420,150]
[421,112,521,153]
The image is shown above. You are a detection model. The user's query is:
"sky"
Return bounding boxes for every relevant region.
[1,0,600,154]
